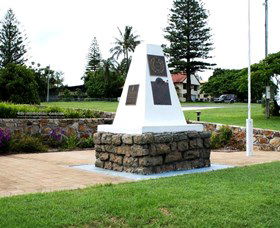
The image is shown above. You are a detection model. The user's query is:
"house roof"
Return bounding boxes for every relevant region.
[172,73,187,83]
[171,73,200,85]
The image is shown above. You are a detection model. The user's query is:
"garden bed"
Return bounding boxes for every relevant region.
[0,118,113,154]
[0,102,115,119]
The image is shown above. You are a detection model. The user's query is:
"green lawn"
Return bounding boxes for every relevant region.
[43,101,280,131]
[183,103,280,131]
[1,162,280,227]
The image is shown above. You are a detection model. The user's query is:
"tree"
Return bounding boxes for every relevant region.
[164,0,214,101]
[85,37,101,73]
[202,51,280,112]
[110,26,141,75]
[85,58,124,98]
[0,64,40,104]
[116,57,132,78]
[31,63,64,101]
[201,68,242,98]
[0,9,27,67]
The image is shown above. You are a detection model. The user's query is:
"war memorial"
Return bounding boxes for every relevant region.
[93,44,211,174]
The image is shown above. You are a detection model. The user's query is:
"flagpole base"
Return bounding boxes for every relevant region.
[246,119,253,156]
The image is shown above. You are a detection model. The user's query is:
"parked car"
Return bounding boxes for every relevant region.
[214,94,237,103]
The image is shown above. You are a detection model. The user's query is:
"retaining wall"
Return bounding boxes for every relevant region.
[0,118,113,138]
[191,121,280,151]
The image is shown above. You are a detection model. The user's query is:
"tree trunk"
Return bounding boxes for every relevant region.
[125,50,129,75]
[185,69,192,102]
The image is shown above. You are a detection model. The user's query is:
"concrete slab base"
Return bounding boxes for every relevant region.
[71,164,234,180]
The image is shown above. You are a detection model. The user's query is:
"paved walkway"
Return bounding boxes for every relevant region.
[0,151,129,198]
[211,150,280,166]
[181,106,222,111]
[1,150,280,198]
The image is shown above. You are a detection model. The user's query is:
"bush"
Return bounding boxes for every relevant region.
[46,128,66,148]
[10,135,47,153]
[0,102,103,118]
[271,100,280,116]
[210,126,233,149]
[64,109,101,118]
[0,128,11,153]
[0,103,18,118]
[0,126,95,154]
[78,136,94,148]
[63,135,79,150]
[45,106,63,113]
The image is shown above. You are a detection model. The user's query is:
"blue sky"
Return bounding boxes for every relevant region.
[0,0,280,86]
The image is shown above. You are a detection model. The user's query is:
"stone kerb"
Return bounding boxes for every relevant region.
[93,131,211,175]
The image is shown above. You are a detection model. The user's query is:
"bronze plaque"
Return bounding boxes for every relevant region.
[126,84,139,105]
[151,78,171,105]
[147,55,167,77]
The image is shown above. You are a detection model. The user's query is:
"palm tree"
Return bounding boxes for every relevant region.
[110,26,141,74]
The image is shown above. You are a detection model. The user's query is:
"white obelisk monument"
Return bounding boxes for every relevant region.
[98,44,203,134]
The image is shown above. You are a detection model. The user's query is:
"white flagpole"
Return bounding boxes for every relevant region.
[246,0,253,156]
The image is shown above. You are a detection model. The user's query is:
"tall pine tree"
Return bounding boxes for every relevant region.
[86,37,101,73]
[0,9,27,67]
[164,0,214,101]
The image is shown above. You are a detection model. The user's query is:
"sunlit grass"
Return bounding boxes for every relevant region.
[43,101,280,131]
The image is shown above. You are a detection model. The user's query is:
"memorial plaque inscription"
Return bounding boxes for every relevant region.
[126,84,139,105]
[147,55,167,77]
[151,78,171,105]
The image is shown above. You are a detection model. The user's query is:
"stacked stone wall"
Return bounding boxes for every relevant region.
[191,121,280,151]
[0,118,113,138]
[94,131,211,175]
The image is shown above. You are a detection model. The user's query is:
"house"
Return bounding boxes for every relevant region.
[197,80,212,102]
[171,73,200,102]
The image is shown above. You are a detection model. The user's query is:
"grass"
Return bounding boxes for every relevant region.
[43,101,280,131]
[183,103,280,131]
[1,162,280,227]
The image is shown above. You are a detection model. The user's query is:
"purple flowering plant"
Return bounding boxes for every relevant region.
[0,128,11,150]
[48,128,66,147]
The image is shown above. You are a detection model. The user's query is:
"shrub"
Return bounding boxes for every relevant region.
[210,126,233,149]
[0,103,18,118]
[63,135,79,150]
[10,135,47,153]
[45,106,63,113]
[64,109,101,118]
[47,128,66,148]
[78,136,94,148]
[64,110,81,118]
[271,100,280,116]
[0,102,103,118]
[0,128,11,153]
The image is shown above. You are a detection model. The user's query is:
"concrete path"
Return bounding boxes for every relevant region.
[181,106,222,111]
[211,150,280,166]
[1,150,280,198]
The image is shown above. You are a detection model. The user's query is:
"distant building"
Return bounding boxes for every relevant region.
[197,80,212,102]
[49,85,85,101]
[171,73,200,102]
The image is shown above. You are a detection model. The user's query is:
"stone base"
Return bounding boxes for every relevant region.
[93,131,211,175]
